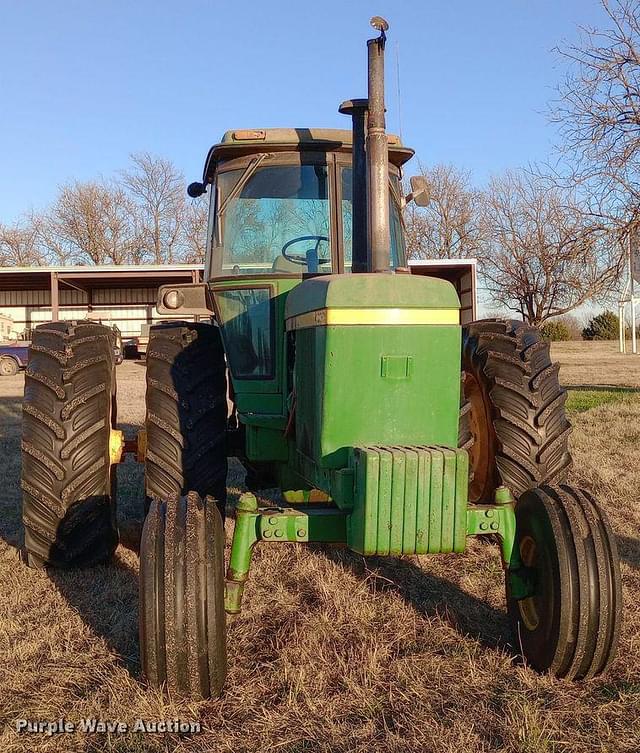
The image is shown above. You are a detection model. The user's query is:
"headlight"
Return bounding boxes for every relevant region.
[163,289,184,310]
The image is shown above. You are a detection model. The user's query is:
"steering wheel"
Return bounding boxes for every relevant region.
[281,235,330,266]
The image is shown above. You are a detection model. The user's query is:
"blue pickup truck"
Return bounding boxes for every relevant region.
[1,327,122,376]
[0,342,30,377]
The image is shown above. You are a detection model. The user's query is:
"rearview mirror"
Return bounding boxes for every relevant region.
[408,175,431,207]
[187,181,206,198]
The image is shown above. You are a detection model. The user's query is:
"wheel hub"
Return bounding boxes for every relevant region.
[109,429,125,465]
[517,535,540,631]
[464,371,492,502]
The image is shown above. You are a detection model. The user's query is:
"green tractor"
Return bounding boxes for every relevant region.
[21,18,621,699]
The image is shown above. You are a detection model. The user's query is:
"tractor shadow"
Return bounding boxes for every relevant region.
[321,545,514,654]
[614,534,640,571]
[44,419,145,674]
[0,387,143,674]
[0,393,25,551]
[49,557,141,675]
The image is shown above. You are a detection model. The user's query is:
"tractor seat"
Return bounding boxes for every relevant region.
[272,255,306,273]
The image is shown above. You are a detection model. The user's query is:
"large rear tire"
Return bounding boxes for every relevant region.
[462,319,571,503]
[144,322,228,519]
[21,321,118,568]
[139,492,227,698]
[507,485,622,679]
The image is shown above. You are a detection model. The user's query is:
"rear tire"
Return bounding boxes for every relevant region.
[21,321,118,568]
[139,492,227,698]
[144,322,228,518]
[462,319,571,503]
[507,485,622,679]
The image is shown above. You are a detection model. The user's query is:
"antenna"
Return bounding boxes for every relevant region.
[395,40,403,142]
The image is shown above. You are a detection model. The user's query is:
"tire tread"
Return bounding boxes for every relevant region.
[463,319,572,499]
[21,320,117,567]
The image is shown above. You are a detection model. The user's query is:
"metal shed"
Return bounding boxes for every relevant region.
[0,260,478,340]
[0,264,204,339]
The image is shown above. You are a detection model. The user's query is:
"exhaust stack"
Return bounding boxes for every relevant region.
[367,16,390,273]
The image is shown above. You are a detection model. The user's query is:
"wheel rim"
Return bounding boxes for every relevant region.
[0,360,13,375]
[464,371,493,502]
[517,535,540,631]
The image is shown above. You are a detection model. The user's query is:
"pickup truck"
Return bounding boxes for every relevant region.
[1,327,123,376]
[0,342,30,376]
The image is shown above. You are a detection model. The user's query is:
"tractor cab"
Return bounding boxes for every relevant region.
[195,128,414,278]
[169,129,437,445]
[154,21,462,490]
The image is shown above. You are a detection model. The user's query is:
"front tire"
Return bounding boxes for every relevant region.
[139,492,227,698]
[21,321,118,568]
[507,485,622,679]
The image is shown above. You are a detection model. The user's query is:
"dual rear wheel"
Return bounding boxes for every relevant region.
[462,319,572,502]
[21,321,118,568]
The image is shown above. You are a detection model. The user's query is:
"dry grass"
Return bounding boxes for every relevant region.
[1,346,640,753]
[550,340,640,388]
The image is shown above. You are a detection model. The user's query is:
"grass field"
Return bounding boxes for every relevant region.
[1,340,640,752]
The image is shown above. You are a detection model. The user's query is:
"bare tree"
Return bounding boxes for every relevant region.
[42,181,139,265]
[121,152,186,263]
[182,198,208,263]
[480,171,622,324]
[404,164,483,259]
[0,218,49,266]
[552,0,640,226]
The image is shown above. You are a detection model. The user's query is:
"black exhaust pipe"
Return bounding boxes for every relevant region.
[366,17,390,273]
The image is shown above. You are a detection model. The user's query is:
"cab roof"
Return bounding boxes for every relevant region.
[202,127,414,184]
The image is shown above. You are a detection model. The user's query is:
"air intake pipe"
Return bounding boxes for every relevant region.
[338,98,368,272]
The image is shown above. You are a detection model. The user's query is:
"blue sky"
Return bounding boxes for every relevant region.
[0,0,608,225]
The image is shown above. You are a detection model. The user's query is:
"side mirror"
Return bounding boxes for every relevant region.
[187,181,206,198]
[407,175,431,207]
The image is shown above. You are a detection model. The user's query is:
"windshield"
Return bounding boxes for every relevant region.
[216,163,332,275]
[209,158,407,276]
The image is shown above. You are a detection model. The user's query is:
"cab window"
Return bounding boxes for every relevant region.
[216,164,332,275]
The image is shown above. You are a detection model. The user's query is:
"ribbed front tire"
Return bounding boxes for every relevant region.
[508,485,622,679]
[139,492,227,698]
[21,321,118,568]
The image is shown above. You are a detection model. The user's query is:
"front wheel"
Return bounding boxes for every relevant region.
[507,485,622,679]
[139,492,227,698]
